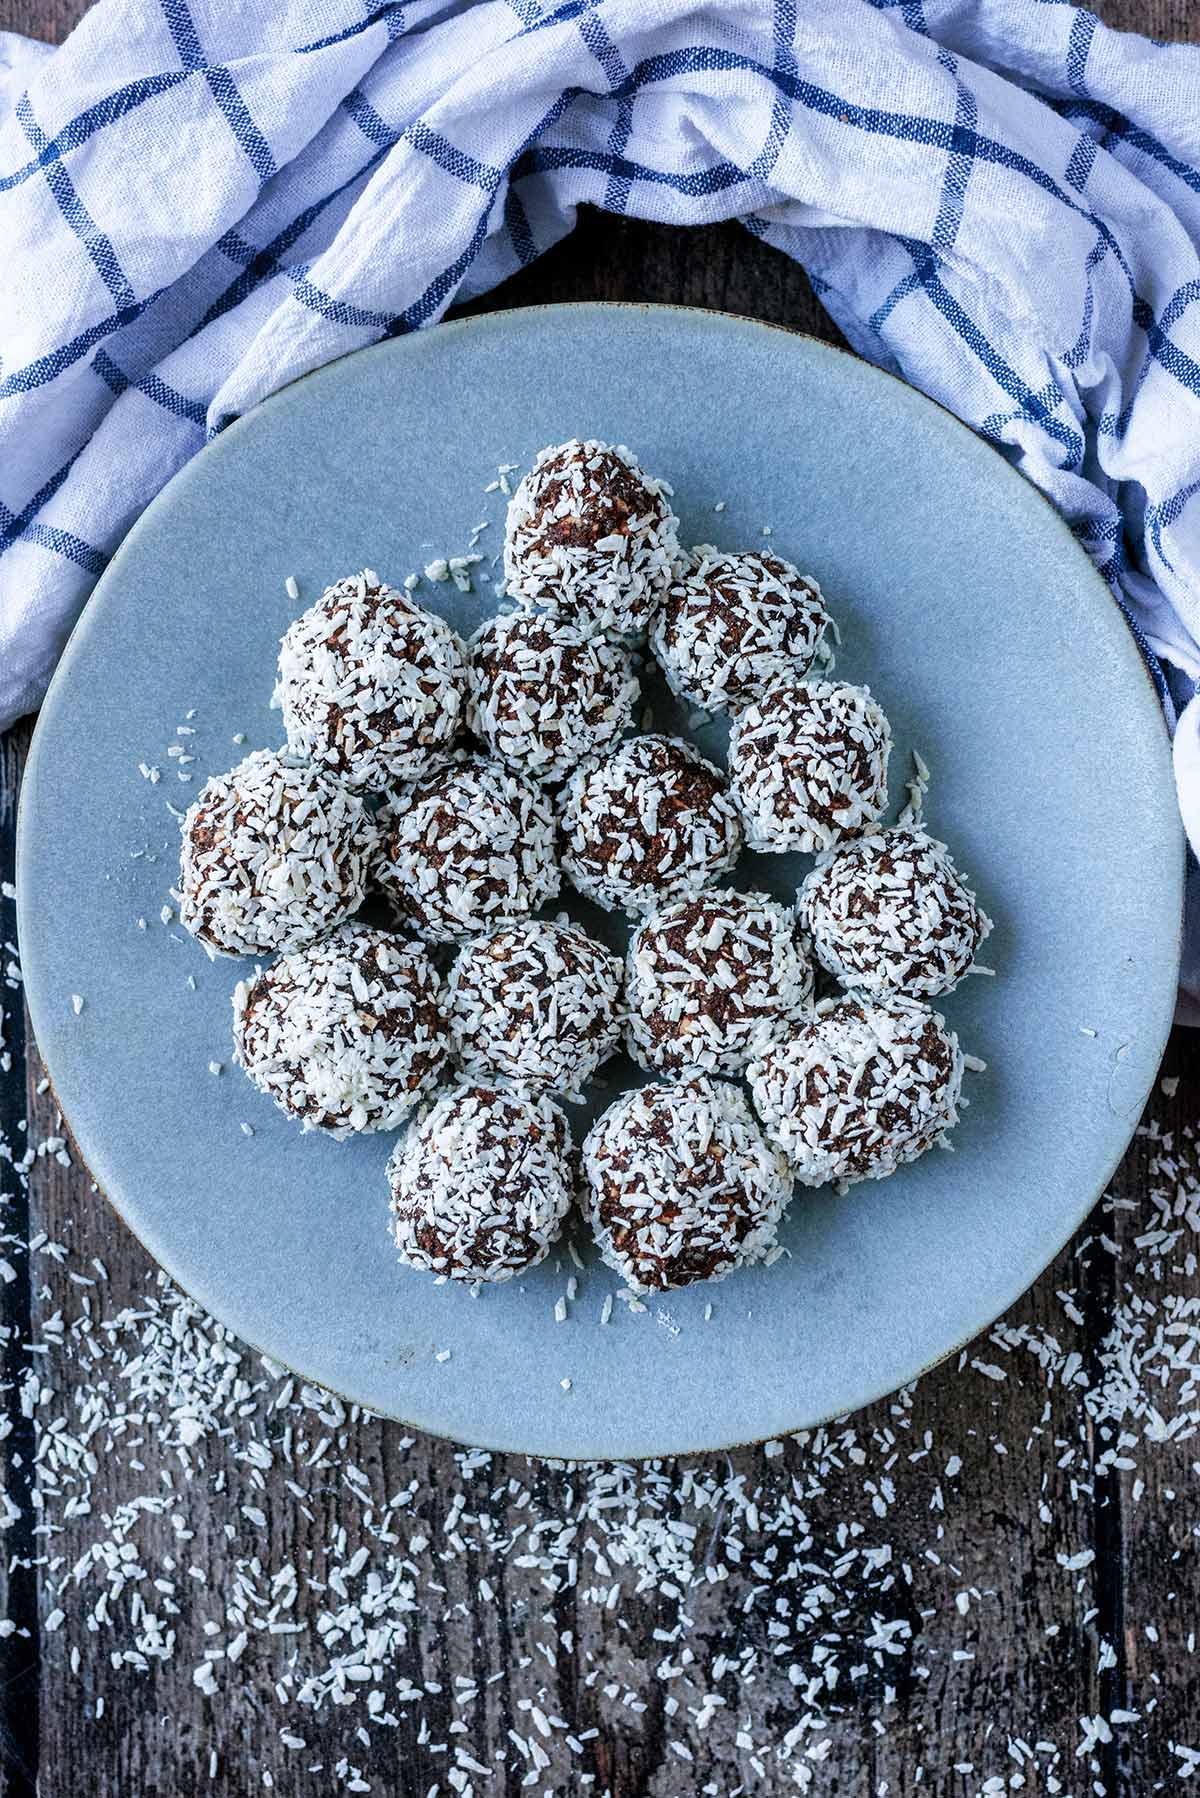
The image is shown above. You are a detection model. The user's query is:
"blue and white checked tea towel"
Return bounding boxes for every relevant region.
[4,0,1200,984]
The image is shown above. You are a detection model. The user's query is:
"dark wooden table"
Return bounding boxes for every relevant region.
[4,2,1200,1793]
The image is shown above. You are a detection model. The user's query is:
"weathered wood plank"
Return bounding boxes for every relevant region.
[15,1039,1200,1798]
[0,724,38,1798]
[0,0,83,36]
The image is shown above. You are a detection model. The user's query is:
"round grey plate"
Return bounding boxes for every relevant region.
[18,304,1182,1460]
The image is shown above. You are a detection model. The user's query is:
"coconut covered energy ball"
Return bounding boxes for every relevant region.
[651,546,831,713]
[583,1077,792,1294]
[179,749,370,958]
[504,439,680,638]
[276,570,466,789]
[377,756,560,944]
[798,825,992,999]
[748,994,964,1189]
[447,920,623,1095]
[232,924,449,1137]
[561,734,742,917]
[466,611,639,785]
[388,1083,574,1283]
[626,889,814,1077]
[728,679,892,854]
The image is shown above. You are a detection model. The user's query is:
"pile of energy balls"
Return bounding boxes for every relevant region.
[176,439,992,1297]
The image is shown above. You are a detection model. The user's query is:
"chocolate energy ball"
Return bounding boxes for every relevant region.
[377,756,560,943]
[466,611,639,786]
[447,919,623,1096]
[583,1076,792,1294]
[626,889,814,1078]
[388,1083,575,1283]
[748,993,964,1189]
[232,924,449,1137]
[798,825,992,999]
[650,546,831,713]
[276,569,466,789]
[179,749,370,958]
[560,734,742,917]
[728,679,892,854]
[504,439,680,638]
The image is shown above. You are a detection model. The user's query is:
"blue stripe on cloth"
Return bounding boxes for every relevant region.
[287,201,492,338]
[1071,511,1123,545]
[1160,277,1200,331]
[19,519,109,577]
[1147,478,1200,572]
[605,40,1096,236]
[94,349,207,426]
[520,0,606,37]
[981,381,1076,447]
[1118,120,1200,194]
[393,198,496,330]
[91,348,129,395]
[343,86,397,147]
[931,51,978,254]
[138,372,209,426]
[1060,218,1200,425]
[297,188,516,346]
[393,90,578,332]
[578,11,625,86]
[203,67,278,184]
[927,119,1200,412]
[1059,235,1107,368]
[577,14,633,211]
[15,95,136,309]
[196,149,394,335]
[405,120,502,192]
[1066,513,1171,697]
[525,142,749,199]
[1114,597,1170,699]
[601,95,635,211]
[746,0,797,186]
[0,296,156,398]
[869,266,929,336]
[0,73,191,193]
[901,238,1086,464]
[1066,10,1098,98]
[1065,131,1098,192]
[157,0,205,68]
[158,0,277,183]
[1102,279,1200,434]
[503,186,537,265]
[0,489,105,574]
[289,275,401,332]
[1132,294,1200,396]
[296,5,406,53]
[0,451,81,558]
[1064,96,1200,198]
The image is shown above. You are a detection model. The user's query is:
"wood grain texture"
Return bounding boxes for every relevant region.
[2,0,1200,1794]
